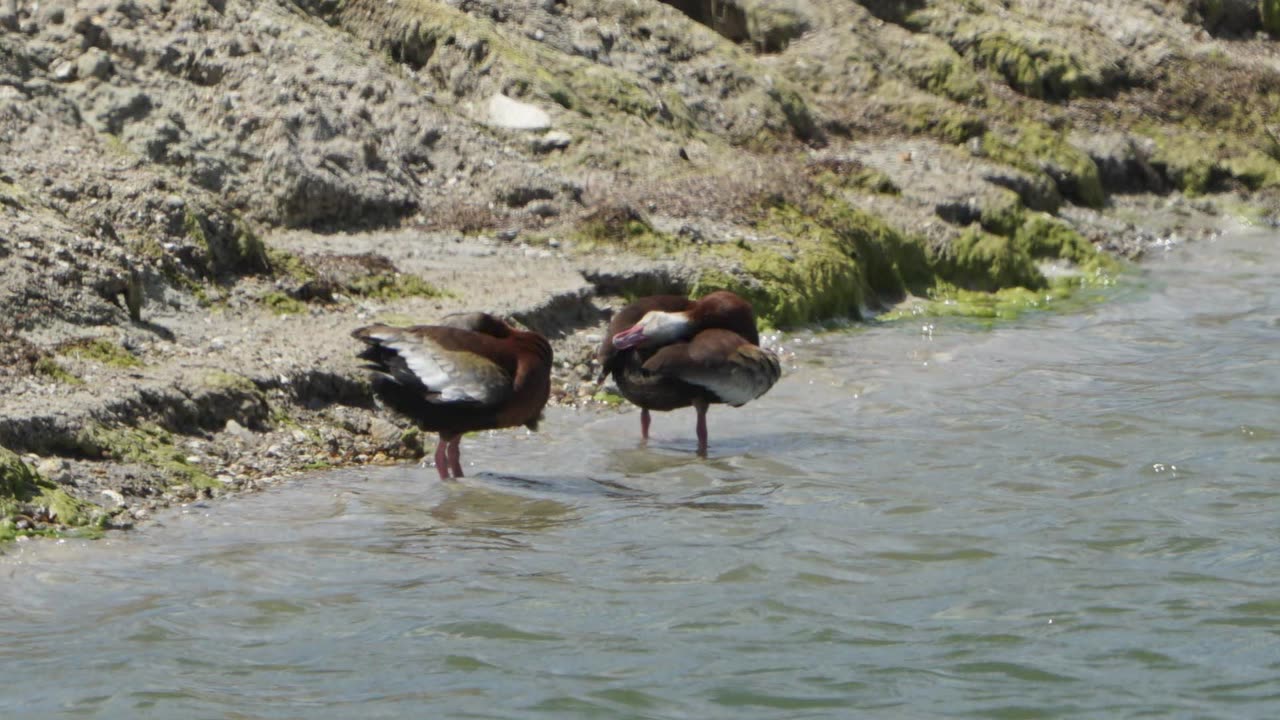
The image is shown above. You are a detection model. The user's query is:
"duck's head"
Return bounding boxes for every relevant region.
[611,310,692,350]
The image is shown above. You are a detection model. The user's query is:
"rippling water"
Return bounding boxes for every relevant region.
[3,228,1279,719]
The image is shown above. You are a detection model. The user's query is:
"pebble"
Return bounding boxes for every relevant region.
[52,60,77,82]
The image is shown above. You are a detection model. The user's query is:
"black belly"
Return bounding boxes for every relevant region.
[371,376,501,434]
[611,352,714,412]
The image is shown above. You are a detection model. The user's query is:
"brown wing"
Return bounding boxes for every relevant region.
[691,291,761,346]
[641,328,781,406]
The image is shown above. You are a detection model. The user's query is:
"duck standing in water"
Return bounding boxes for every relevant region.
[598,290,781,455]
[353,313,552,480]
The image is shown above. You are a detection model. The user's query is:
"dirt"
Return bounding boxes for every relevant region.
[2,0,1279,540]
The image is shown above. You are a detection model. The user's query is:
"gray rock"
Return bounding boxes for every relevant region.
[87,86,153,134]
[0,0,15,32]
[1071,131,1167,195]
[100,489,127,508]
[36,457,67,478]
[531,130,572,153]
[487,93,552,131]
[77,47,113,80]
[224,419,254,440]
[367,417,404,448]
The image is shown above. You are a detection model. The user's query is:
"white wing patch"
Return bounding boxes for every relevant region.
[387,339,510,406]
[674,347,781,407]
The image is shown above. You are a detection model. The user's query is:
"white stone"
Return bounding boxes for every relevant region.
[487,93,552,131]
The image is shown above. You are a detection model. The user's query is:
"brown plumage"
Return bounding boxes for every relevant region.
[353,313,552,480]
[598,291,781,455]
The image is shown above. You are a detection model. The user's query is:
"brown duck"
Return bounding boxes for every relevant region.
[353,313,552,480]
[598,290,781,455]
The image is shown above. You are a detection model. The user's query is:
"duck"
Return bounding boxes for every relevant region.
[353,313,553,480]
[597,290,781,455]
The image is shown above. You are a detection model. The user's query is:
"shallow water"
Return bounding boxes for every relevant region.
[3,228,1280,719]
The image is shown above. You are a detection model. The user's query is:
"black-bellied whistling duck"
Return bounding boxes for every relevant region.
[598,290,781,455]
[353,313,553,480]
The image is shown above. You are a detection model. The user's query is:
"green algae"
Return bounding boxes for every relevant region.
[1264,0,1280,34]
[881,272,1116,324]
[935,211,1115,293]
[1013,214,1116,273]
[898,38,987,104]
[62,338,144,369]
[978,188,1025,236]
[266,247,317,285]
[980,123,1104,208]
[940,14,1122,102]
[571,205,683,254]
[184,209,271,276]
[263,291,308,315]
[940,227,1045,292]
[346,272,446,301]
[1145,127,1280,195]
[203,370,259,395]
[577,171,1113,329]
[1,447,100,543]
[875,82,987,144]
[592,389,625,406]
[74,424,219,490]
[806,158,901,196]
[33,357,83,385]
[690,197,932,327]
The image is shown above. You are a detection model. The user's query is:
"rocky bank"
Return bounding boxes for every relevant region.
[2,0,1279,540]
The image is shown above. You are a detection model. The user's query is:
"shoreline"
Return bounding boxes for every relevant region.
[0,193,1243,544]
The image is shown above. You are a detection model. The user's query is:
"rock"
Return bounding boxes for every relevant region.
[1071,131,1167,195]
[531,131,572,153]
[87,87,152,134]
[500,185,555,208]
[51,60,77,82]
[487,93,552,131]
[224,419,254,440]
[367,417,403,448]
[77,48,113,80]
[528,201,559,218]
[100,489,127,508]
[35,457,67,478]
[263,144,418,229]
[0,1,15,32]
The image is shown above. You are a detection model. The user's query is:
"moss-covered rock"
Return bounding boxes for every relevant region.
[981,123,1105,208]
[74,424,219,489]
[61,338,144,369]
[263,291,308,315]
[1144,126,1280,195]
[1,447,99,542]
[689,196,934,326]
[1264,0,1280,34]
[346,273,446,301]
[33,357,83,385]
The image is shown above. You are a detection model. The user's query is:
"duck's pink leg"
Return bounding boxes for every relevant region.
[446,435,464,478]
[694,398,709,458]
[640,408,652,443]
[433,434,451,480]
